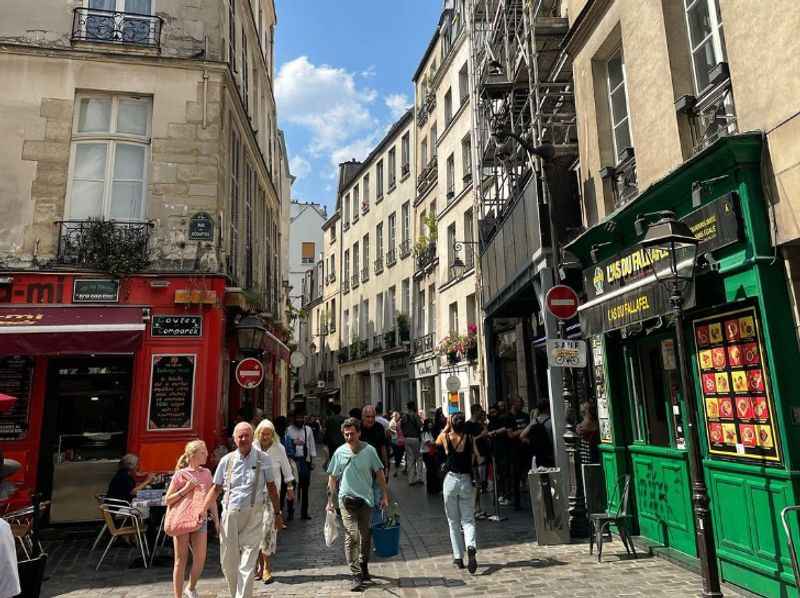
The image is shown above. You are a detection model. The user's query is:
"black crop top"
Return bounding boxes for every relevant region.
[445,434,473,475]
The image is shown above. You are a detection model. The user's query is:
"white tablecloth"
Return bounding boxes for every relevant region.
[0,519,21,598]
[131,493,166,520]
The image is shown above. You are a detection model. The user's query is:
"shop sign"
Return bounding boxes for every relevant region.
[694,305,781,465]
[188,212,214,241]
[147,355,195,431]
[590,336,612,443]
[0,356,34,440]
[73,279,120,303]
[151,315,202,337]
[546,339,587,368]
[411,357,438,379]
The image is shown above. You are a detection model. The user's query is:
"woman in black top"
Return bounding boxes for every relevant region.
[106,453,153,503]
[436,413,481,574]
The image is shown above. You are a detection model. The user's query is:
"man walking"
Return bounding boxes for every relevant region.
[327,418,390,592]
[204,422,282,598]
[507,397,531,510]
[400,400,423,485]
[285,408,316,520]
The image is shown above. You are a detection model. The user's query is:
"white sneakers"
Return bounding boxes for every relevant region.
[184,588,199,598]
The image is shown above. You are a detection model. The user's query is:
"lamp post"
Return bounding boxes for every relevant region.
[640,213,723,598]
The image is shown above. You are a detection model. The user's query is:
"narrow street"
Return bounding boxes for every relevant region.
[40,465,747,597]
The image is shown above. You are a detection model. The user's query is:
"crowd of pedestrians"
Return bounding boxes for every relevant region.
[153,397,600,596]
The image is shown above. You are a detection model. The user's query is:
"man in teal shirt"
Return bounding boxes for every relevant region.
[327,417,389,592]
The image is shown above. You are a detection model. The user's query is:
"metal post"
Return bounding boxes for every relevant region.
[671,285,723,598]
[559,319,588,538]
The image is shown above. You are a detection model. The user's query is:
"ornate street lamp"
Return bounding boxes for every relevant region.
[236,314,267,355]
[640,213,722,598]
[449,239,482,280]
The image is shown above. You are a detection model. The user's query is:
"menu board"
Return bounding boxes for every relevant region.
[694,306,781,464]
[0,356,34,440]
[590,336,612,443]
[147,355,195,431]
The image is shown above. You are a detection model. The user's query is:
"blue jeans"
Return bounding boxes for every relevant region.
[442,472,476,560]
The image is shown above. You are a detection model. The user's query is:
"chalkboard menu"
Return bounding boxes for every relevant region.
[147,355,195,431]
[0,356,34,440]
[694,305,781,465]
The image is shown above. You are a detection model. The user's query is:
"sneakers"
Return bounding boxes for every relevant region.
[184,589,199,598]
[359,561,371,582]
[453,558,465,569]
[467,546,478,574]
[351,574,365,592]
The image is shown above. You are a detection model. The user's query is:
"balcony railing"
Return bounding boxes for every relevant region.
[351,274,360,289]
[319,323,329,336]
[399,239,411,259]
[676,70,739,157]
[372,335,384,352]
[72,8,163,48]
[342,278,350,294]
[329,321,336,333]
[343,221,350,231]
[413,332,435,355]
[327,272,336,284]
[383,329,397,349]
[361,201,369,215]
[386,247,397,267]
[361,267,369,283]
[401,163,410,177]
[56,219,153,271]
[374,256,384,274]
[415,240,437,274]
[600,147,638,209]
[416,160,438,198]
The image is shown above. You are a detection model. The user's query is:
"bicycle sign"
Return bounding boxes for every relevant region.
[546,339,587,368]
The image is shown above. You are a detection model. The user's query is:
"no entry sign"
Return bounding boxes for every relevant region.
[236,357,264,389]
[545,285,579,320]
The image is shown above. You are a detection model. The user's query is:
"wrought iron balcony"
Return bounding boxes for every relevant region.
[600,147,638,209]
[72,7,163,48]
[383,329,397,349]
[351,274,360,289]
[399,239,411,259]
[319,323,329,336]
[327,271,336,284]
[372,335,384,352]
[413,332,435,355]
[676,69,739,157]
[374,256,384,274]
[416,160,438,198]
[342,278,350,294]
[386,247,397,267]
[401,163,410,177]
[56,219,153,271]
[361,267,369,283]
[415,241,437,273]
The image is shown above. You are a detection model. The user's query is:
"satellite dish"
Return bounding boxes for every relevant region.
[290,351,306,368]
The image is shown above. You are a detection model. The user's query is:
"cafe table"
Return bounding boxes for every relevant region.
[131,489,168,567]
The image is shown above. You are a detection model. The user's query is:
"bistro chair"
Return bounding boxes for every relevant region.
[90,494,133,552]
[588,474,637,562]
[3,501,50,560]
[96,503,149,570]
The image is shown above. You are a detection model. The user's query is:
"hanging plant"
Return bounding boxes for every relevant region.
[74,219,152,277]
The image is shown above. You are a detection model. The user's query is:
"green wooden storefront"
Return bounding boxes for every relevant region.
[566,134,800,597]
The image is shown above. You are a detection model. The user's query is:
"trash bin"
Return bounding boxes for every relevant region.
[528,469,570,546]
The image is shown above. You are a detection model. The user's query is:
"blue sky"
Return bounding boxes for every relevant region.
[274,1,443,214]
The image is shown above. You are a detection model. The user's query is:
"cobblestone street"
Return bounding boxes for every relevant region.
[39,465,749,597]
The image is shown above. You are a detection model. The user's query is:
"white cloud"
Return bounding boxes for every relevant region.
[289,155,311,179]
[330,134,381,170]
[276,56,378,156]
[385,93,412,120]
[360,65,377,79]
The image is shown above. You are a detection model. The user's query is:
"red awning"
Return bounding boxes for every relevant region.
[0,306,145,355]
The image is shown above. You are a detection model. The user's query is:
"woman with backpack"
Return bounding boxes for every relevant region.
[436,412,480,574]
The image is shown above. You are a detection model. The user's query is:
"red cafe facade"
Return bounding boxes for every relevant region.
[0,272,289,521]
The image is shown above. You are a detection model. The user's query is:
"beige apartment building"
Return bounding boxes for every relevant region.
[332,110,416,415]
[413,1,482,418]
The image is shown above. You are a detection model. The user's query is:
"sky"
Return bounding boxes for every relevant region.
[274,1,443,214]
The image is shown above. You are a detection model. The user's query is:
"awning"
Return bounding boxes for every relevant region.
[0,306,145,355]
[263,330,291,361]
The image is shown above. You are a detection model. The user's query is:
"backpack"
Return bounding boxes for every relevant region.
[529,416,554,468]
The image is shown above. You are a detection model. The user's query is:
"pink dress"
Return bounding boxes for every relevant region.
[168,467,213,532]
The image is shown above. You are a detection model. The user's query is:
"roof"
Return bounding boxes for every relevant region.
[290,201,327,223]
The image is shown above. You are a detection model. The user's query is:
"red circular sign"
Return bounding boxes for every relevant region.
[545,285,579,320]
[236,358,264,389]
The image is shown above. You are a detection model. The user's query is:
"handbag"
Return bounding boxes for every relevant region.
[164,472,205,537]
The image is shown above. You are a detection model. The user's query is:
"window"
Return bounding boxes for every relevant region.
[428,283,436,336]
[301,242,315,264]
[418,287,426,335]
[376,222,384,262]
[241,27,249,110]
[464,208,475,269]
[444,88,453,125]
[387,287,396,330]
[388,147,396,188]
[228,0,236,71]
[447,223,457,275]
[344,193,350,227]
[352,243,359,278]
[376,160,384,199]
[420,137,428,169]
[388,212,397,249]
[449,302,459,335]
[376,293,384,334]
[360,300,369,339]
[401,278,410,315]
[352,185,359,222]
[446,153,455,198]
[461,135,472,182]
[401,133,410,175]
[343,249,350,284]
[459,63,469,105]
[431,124,438,157]
[401,202,410,243]
[330,298,336,329]
[363,174,370,210]
[685,0,727,96]
[466,294,477,328]
[343,309,349,340]
[362,234,369,272]
[606,49,632,163]
[68,94,152,221]
[330,254,335,278]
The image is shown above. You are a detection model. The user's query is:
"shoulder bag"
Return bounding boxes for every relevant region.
[164,470,206,537]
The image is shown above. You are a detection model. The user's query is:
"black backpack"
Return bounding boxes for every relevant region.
[529,416,554,467]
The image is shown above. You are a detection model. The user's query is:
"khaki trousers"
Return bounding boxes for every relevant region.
[339,500,372,576]
[220,505,265,598]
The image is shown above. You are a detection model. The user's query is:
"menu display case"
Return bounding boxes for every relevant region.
[694,305,781,464]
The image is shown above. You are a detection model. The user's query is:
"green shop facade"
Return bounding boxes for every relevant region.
[565,134,800,598]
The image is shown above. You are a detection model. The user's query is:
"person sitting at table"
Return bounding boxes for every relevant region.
[166,440,217,598]
[107,453,154,503]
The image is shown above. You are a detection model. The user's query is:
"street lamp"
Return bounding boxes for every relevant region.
[236,314,267,355]
[449,240,482,280]
[640,213,723,598]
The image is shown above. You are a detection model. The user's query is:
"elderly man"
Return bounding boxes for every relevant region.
[204,422,282,598]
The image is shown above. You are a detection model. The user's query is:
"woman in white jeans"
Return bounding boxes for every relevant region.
[436,412,481,574]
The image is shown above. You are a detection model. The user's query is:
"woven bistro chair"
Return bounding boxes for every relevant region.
[96,503,149,570]
[90,494,134,552]
[3,501,50,560]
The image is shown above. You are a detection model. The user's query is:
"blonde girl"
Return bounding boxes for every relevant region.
[253,419,294,584]
[165,440,218,598]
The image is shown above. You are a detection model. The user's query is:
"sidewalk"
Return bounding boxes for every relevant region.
[39,464,748,597]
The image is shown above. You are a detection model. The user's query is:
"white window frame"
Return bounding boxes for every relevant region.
[684,0,726,95]
[65,93,152,222]
[606,48,633,164]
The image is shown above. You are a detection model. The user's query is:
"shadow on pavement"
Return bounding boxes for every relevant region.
[478,556,567,576]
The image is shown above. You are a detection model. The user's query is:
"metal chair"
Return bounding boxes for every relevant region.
[588,474,637,561]
[3,501,50,559]
[90,494,133,552]
[781,505,800,589]
[96,503,149,570]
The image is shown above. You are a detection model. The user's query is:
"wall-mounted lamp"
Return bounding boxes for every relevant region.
[691,175,730,207]
[634,210,677,237]
[590,242,614,264]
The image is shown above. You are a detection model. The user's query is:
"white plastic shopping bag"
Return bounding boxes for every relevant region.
[324,509,340,547]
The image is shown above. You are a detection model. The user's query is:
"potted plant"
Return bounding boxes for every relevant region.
[465,324,478,361]
[413,235,429,257]
[397,313,410,342]
[438,335,464,364]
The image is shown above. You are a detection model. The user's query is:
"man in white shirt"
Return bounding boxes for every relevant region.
[285,409,316,520]
[204,422,282,598]
[0,518,20,598]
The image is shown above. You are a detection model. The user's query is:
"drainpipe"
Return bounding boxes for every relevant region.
[201,68,209,130]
